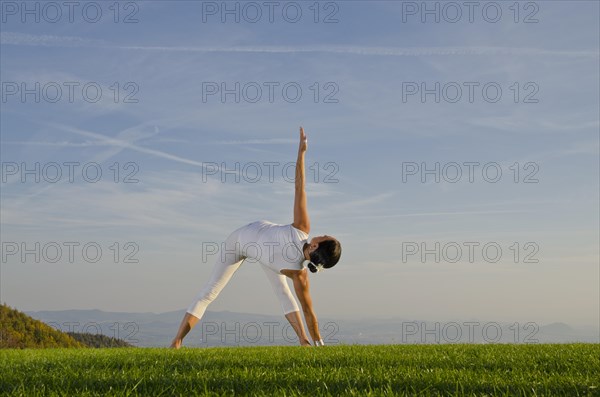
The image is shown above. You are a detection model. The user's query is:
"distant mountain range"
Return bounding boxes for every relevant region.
[25,308,599,347]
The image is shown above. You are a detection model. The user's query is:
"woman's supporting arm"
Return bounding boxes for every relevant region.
[292,271,322,344]
[292,127,310,234]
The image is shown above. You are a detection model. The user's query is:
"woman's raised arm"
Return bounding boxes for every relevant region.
[292,127,310,234]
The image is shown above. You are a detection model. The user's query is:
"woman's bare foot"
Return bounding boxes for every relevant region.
[171,313,199,349]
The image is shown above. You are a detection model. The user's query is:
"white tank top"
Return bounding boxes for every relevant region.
[237,220,309,273]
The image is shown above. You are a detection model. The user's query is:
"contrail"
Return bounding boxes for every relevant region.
[47,122,221,171]
[2,32,598,58]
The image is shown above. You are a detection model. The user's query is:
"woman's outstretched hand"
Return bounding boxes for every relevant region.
[299,126,308,153]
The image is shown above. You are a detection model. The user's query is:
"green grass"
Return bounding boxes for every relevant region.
[1,344,598,396]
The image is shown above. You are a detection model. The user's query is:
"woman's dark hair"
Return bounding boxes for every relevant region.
[308,239,341,273]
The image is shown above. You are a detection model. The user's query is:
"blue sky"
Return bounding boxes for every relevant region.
[1,1,598,328]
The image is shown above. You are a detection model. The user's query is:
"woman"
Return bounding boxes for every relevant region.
[171,127,342,348]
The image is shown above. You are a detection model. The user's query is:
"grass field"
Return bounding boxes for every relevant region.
[1,344,598,396]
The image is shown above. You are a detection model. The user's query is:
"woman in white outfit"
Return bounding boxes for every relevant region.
[171,127,342,348]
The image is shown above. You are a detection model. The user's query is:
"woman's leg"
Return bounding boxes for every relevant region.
[171,231,245,348]
[259,264,310,346]
[170,312,199,348]
[285,311,311,346]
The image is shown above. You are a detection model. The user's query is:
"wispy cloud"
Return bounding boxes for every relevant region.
[0,171,225,233]
[331,192,396,211]
[47,122,218,170]
[468,116,600,133]
[209,138,296,145]
[371,209,534,218]
[2,32,598,58]
[114,45,600,59]
[0,32,104,47]
[319,208,534,222]
[1,140,108,147]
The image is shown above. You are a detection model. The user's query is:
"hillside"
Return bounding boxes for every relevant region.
[0,303,84,349]
[67,332,134,348]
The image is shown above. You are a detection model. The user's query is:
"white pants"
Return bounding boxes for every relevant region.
[186,226,300,319]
